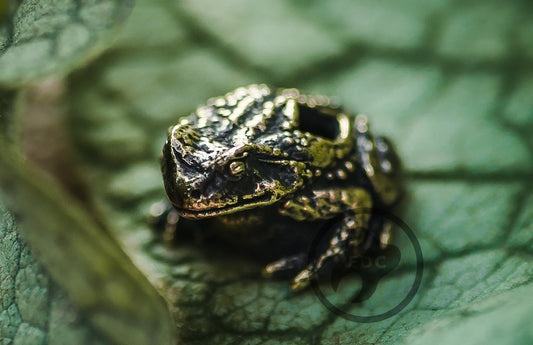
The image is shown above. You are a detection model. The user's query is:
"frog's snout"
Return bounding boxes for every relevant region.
[161,138,210,210]
[161,139,182,208]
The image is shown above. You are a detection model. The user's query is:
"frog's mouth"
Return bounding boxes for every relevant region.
[175,192,275,219]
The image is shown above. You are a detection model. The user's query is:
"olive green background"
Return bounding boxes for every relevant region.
[1,0,533,344]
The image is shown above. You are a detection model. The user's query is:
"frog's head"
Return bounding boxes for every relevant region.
[161,85,352,219]
[162,122,315,218]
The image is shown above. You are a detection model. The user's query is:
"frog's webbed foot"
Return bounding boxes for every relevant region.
[260,217,359,285]
[262,253,308,280]
[148,199,179,241]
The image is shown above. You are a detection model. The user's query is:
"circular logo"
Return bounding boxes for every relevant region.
[309,208,423,323]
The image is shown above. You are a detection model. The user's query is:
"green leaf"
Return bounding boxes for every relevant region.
[0,0,133,87]
[405,284,533,345]
[0,142,177,345]
[4,0,533,344]
[66,0,533,343]
[0,200,113,345]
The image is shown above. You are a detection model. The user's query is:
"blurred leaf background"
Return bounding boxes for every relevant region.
[1,0,532,344]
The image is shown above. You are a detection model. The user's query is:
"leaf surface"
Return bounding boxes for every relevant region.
[0,143,177,345]
[66,0,533,344]
[0,0,133,86]
[2,0,533,344]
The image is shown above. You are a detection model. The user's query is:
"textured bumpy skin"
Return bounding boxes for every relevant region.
[157,84,402,291]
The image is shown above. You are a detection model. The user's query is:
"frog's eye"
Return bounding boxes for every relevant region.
[228,161,246,179]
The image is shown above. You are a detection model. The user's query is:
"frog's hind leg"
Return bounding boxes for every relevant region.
[355,115,402,206]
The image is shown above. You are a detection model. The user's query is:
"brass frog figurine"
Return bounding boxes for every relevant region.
[153,85,402,291]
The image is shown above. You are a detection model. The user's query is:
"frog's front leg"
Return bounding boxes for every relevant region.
[266,188,373,291]
[291,209,371,291]
[148,199,180,241]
